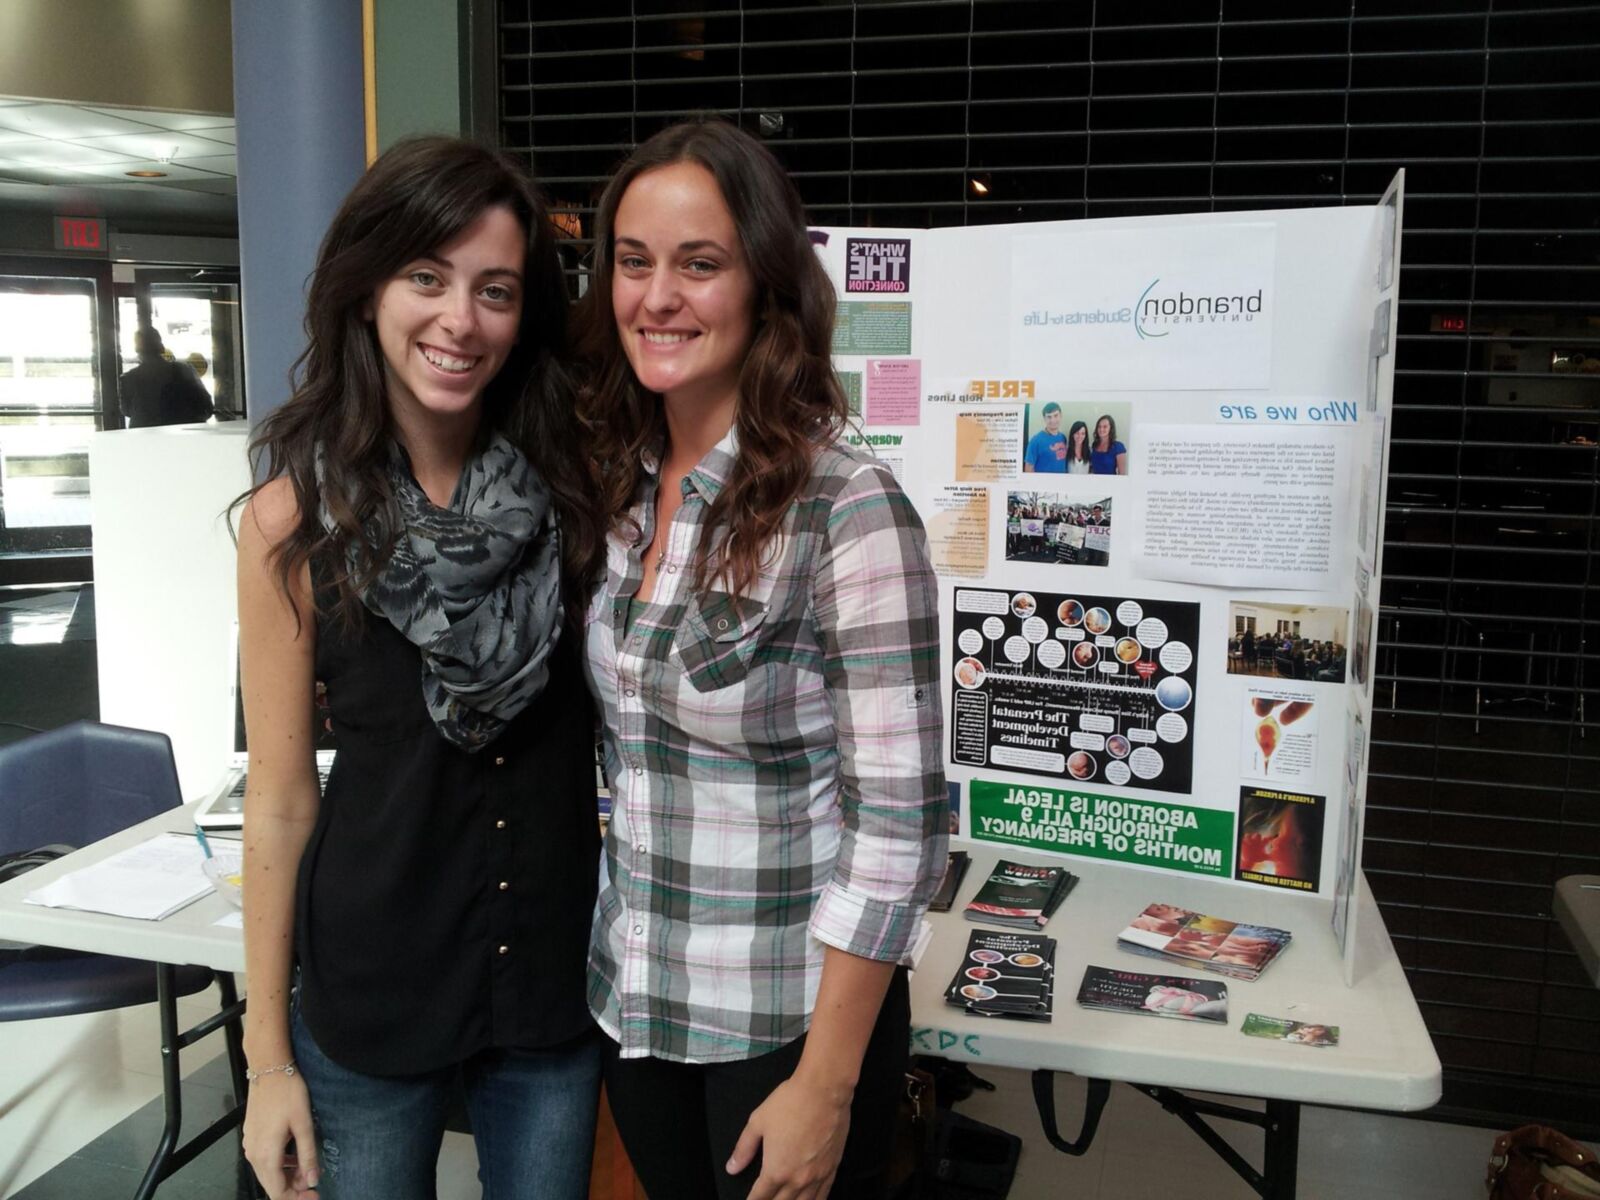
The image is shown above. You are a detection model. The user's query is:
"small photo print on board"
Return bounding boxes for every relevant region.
[1352,593,1375,693]
[1021,401,1131,477]
[1235,786,1324,892]
[1005,492,1112,567]
[1227,601,1349,684]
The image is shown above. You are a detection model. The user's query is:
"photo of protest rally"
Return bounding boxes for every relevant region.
[1227,601,1349,683]
[1005,492,1112,566]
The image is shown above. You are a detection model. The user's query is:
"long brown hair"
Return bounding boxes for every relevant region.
[237,136,596,626]
[1094,413,1118,451]
[571,117,847,600]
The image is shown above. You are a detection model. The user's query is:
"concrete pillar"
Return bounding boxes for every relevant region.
[232,3,366,427]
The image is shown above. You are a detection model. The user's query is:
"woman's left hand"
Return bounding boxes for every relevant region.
[727,1071,853,1200]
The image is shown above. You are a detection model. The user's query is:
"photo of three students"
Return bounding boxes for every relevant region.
[1021,400,1130,475]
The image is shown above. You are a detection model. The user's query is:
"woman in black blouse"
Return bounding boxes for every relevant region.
[234,138,600,1200]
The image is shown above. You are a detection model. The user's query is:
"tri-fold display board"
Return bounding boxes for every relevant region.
[815,172,1403,983]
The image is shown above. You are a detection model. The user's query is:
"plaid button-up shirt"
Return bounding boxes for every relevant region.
[583,430,948,1062]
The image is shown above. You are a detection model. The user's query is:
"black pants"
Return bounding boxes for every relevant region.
[602,967,910,1200]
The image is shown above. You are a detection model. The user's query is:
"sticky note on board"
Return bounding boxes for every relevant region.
[865,358,921,426]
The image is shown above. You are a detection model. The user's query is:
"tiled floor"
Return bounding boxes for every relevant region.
[0,990,480,1199]
[956,1068,1511,1199]
[1,993,1556,1200]
[0,590,91,649]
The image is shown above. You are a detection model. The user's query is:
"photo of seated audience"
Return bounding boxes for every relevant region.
[1006,492,1113,566]
[1226,602,1349,683]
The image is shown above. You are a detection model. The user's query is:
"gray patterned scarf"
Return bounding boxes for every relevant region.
[325,434,563,752]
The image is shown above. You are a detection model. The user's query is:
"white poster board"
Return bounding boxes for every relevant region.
[815,172,1403,985]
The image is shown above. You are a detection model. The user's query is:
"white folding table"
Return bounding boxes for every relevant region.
[0,804,247,1199]
[2,811,1443,1200]
[910,846,1441,1199]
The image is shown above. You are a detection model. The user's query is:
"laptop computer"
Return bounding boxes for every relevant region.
[194,632,336,831]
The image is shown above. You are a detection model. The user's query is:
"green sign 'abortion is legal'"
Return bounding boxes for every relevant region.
[968,779,1233,877]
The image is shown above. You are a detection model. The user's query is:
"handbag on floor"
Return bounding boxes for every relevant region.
[1488,1125,1600,1199]
[887,1067,937,1197]
[921,1109,1021,1199]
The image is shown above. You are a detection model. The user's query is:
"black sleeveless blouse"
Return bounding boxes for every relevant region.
[294,566,599,1077]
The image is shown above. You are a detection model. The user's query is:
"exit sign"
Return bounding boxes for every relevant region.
[54,216,105,252]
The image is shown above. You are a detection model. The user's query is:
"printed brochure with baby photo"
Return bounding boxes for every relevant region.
[963,859,1078,929]
[1117,902,1291,982]
[945,929,1057,1021]
[1076,966,1229,1023]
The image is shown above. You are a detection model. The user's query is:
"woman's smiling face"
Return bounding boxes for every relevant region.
[369,203,526,427]
[610,161,757,409]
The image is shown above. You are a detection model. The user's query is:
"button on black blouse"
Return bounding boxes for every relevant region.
[294,570,599,1077]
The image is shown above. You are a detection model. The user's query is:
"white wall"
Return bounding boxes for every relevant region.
[0,0,233,113]
[90,423,250,800]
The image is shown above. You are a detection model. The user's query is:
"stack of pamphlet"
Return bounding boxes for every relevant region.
[963,860,1078,930]
[1076,966,1229,1024]
[1116,903,1291,982]
[945,929,1056,1021]
[927,850,972,913]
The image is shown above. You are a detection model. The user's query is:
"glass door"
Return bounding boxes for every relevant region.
[117,268,245,423]
[0,273,102,556]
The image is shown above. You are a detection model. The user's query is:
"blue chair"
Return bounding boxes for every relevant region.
[0,721,248,1199]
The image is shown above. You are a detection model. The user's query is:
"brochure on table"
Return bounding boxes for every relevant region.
[814,172,1402,984]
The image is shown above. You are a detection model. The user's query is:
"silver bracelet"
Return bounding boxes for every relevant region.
[244,1060,298,1083]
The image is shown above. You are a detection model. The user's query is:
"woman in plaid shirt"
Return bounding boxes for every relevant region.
[573,118,949,1199]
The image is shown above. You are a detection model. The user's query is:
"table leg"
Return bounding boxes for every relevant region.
[130,965,252,1200]
[132,963,183,1200]
[1263,1099,1301,1200]
[216,973,248,1106]
[1133,1085,1301,1199]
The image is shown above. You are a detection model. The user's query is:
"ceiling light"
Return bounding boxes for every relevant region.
[969,177,990,196]
[125,169,167,178]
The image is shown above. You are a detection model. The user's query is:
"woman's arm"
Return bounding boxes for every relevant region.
[729,460,948,1200]
[728,947,894,1200]
[237,478,323,1198]
[1116,447,1128,475]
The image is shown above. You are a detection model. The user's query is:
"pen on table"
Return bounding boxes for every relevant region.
[194,825,214,860]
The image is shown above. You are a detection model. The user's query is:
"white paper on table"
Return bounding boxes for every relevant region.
[24,832,212,920]
[212,910,244,929]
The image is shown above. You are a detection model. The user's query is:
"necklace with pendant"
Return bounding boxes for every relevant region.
[653,477,682,573]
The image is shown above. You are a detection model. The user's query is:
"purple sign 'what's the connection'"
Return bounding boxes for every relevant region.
[846,237,911,293]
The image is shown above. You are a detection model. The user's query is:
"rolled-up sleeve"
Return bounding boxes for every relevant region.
[808,463,949,962]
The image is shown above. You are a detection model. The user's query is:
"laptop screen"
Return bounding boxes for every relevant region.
[230,638,339,755]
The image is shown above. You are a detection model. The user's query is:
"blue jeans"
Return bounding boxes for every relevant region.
[291,1003,601,1200]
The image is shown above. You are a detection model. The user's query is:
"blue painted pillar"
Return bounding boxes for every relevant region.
[232,3,366,427]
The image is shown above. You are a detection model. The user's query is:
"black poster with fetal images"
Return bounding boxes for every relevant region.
[949,587,1201,796]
